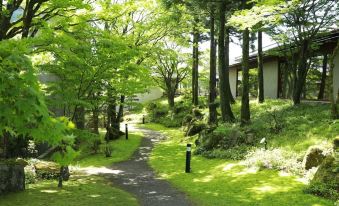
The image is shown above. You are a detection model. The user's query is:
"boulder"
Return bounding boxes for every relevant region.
[303,146,326,170]
[312,156,338,185]
[186,122,206,136]
[0,160,25,195]
[34,161,59,179]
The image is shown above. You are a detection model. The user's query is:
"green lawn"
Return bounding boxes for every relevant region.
[0,132,143,206]
[230,99,338,152]
[0,176,138,206]
[74,132,143,167]
[142,123,334,206]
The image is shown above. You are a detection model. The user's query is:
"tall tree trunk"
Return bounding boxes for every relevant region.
[192,17,199,106]
[318,54,327,100]
[74,106,85,129]
[293,40,309,105]
[168,90,175,108]
[92,108,99,134]
[114,95,125,131]
[218,2,235,122]
[257,31,264,103]
[328,42,339,119]
[241,28,251,125]
[225,27,235,104]
[58,166,64,188]
[208,6,217,125]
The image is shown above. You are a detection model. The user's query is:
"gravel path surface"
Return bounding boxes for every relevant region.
[105,126,194,206]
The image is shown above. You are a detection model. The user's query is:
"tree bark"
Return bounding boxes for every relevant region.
[328,42,339,119]
[218,2,235,122]
[208,6,217,125]
[92,108,99,134]
[58,166,64,188]
[168,90,175,108]
[257,31,264,103]
[192,17,199,106]
[318,54,327,100]
[293,40,310,105]
[241,28,251,125]
[74,106,85,129]
[225,27,235,104]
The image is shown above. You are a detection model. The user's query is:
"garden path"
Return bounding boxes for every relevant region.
[104,125,194,206]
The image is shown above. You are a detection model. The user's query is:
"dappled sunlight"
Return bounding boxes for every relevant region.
[193,175,215,183]
[40,189,58,194]
[76,166,124,175]
[88,194,101,198]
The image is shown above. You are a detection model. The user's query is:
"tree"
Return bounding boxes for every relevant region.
[317,54,327,100]
[328,41,339,119]
[218,1,235,122]
[152,46,189,108]
[257,30,264,103]
[208,4,218,124]
[272,0,338,105]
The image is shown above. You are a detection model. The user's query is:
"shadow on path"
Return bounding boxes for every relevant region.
[103,126,194,206]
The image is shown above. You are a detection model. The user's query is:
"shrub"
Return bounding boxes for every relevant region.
[90,139,102,154]
[244,148,304,176]
[195,146,250,160]
[304,181,339,200]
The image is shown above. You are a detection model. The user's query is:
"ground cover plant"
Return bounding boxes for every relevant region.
[142,123,335,206]
[0,176,138,206]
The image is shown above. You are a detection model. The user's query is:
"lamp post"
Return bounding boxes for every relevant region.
[185,144,192,173]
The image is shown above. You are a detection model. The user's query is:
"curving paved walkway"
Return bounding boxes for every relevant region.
[104,126,194,206]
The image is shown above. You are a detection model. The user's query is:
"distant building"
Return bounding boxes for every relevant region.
[228,30,339,101]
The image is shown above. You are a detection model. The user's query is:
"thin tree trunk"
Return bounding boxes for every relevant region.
[225,27,235,104]
[58,166,64,188]
[241,28,251,125]
[168,90,175,108]
[293,40,309,105]
[257,31,264,103]
[92,108,99,134]
[192,17,199,106]
[74,106,85,129]
[318,54,327,100]
[328,42,339,119]
[218,2,235,122]
[208,6,217,125]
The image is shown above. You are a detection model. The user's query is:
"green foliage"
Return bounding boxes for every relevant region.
[305,181,339,201]
[195,146,249,160]
[0,176,138,206]
[75,133,142,167]
[244,148,304,175]
[143,123,334,206]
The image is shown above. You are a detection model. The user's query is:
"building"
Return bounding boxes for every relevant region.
[228,30,339,101]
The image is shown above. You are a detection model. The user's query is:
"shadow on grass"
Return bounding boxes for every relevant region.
[0,175,138,206]
[149,135,334,206]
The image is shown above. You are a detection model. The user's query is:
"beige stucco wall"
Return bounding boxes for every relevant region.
[263,60,278,99]
[333,51,339,101]
[135,87,163,103]
[229,69,237,98]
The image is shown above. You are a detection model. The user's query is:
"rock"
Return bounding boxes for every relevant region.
[186,122,206,136]
[0,161,25,195]
[34,161,59,179]
[303,146,326,170]
[312,156,338,184]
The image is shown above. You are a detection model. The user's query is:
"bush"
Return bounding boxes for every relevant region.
[304,181,339,200]
[244,148,304,176]
[90,139,102,154]
[195,146,249,160]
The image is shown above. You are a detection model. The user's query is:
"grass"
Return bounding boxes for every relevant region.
[142,123,335,206]
[204,99,338,153]
[74,132,143,167]
[0,130,143,206]
[0,176,138,206]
